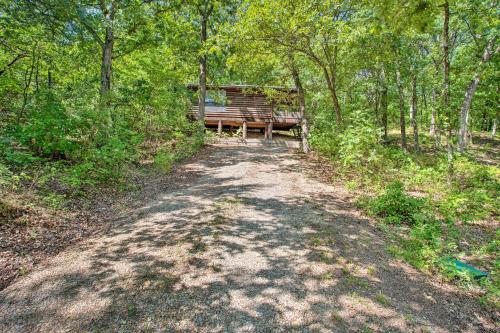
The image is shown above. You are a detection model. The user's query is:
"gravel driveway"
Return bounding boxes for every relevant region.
[0,146,496,332]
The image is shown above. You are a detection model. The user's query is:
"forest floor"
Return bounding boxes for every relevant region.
[0,145,498,332]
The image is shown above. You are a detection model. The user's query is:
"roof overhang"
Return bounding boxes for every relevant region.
[187,84,297,94]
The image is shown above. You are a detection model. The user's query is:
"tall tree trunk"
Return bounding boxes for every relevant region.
[19,56,35,123]
[100,2,115,97]
[380,67,388,141]
[458,37,498,151]
[395,67,407,150]
[321,66,342,123]
[443,0,453,183]
[420,84,426,130]
[491,110,498,138]
[374,86,380,128]
[290,59,310,153]
[430,61,441,148]
[411,73,419,152]
[100,27,113,96]
[48,67,52,89]
[198,12,208,121]
[35,54,40,92]
[429,90,436,137]
[430,86,437,136]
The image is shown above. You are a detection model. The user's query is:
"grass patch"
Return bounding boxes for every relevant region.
[318,271,334,280]
[375,292,390,306]
[346,275,369,288]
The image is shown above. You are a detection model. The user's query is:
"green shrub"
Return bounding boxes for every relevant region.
[369,181,427,225]
[154,126,204,172]
[337,110,380,167]
[0,162,13,188]
[18,91,79,158]
[310,110,380,167]
[154,148,176,172]
[64,132,139,188]
[1,136,41,166]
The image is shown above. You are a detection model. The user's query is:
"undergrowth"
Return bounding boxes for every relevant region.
[310,116,500,309]
[1,113,205,218]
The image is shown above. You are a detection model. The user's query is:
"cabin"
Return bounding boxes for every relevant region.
[188,84,302,140]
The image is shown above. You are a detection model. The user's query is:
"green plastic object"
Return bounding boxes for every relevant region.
[446,258,488,279]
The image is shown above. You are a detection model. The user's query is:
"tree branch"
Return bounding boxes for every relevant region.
[0,53,28,76]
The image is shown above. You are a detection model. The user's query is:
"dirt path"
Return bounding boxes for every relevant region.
[0,146,496,332]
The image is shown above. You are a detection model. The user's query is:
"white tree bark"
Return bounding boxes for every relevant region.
[410,73,419,152]
[458,38,498,151]
[491,111,498,138]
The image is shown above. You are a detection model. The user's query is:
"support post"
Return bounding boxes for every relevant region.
[264,125,268,139]
[217,120,222,136]
[242,121,247,139]
[268,122,273,141]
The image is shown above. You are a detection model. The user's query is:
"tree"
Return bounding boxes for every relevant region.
[234,0,356,124]
[196,1,213,121]
[289,56,310,153]
[19,0,159,99]
[491,110,498,138]
[410,69,420,151]
[395,63,407,150]
[457,37,498,151]
[443,0,453,181]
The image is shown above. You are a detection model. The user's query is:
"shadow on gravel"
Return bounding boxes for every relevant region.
[0,147,495,332]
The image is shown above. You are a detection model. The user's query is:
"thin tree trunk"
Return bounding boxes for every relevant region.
[420,84,426,130]
[100,4,114,97]
[430,60,441,148]
[100,30,113,96]
[380,67,388,141]
[198,13,208,121]
[19,48,36,123]
[290,59,310,153]
[491,110,498,138]
[396,67,407,150]
[321,66,342,123]
[374,86,380,128]
[48,67,52,89]
[430,87,437,136]
[443,0,453,183]
[35,54,40,92]
[458,37,498,151]
[411,73,419,152]
[409,94,414,124]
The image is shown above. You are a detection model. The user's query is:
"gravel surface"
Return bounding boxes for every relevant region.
[0,146,497,332]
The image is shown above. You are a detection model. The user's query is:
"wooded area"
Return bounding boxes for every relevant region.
[0,0,498,310]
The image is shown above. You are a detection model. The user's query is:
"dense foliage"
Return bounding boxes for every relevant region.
[0,1,205,192]
[0,0,498,307]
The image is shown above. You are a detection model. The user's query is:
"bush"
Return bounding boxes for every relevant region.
[0,162,13,188]
[310,110,380,166]
[18,91,79,159]
[390,220,443,271]
[337,110,380,167]
[65,131,139,188]
[154,126,204,172]
[369,181,427,225]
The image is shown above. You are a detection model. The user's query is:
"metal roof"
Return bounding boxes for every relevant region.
[187,83,297,93]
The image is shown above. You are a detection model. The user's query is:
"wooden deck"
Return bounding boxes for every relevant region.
[188,84,302,137]
[207,136,301,149]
